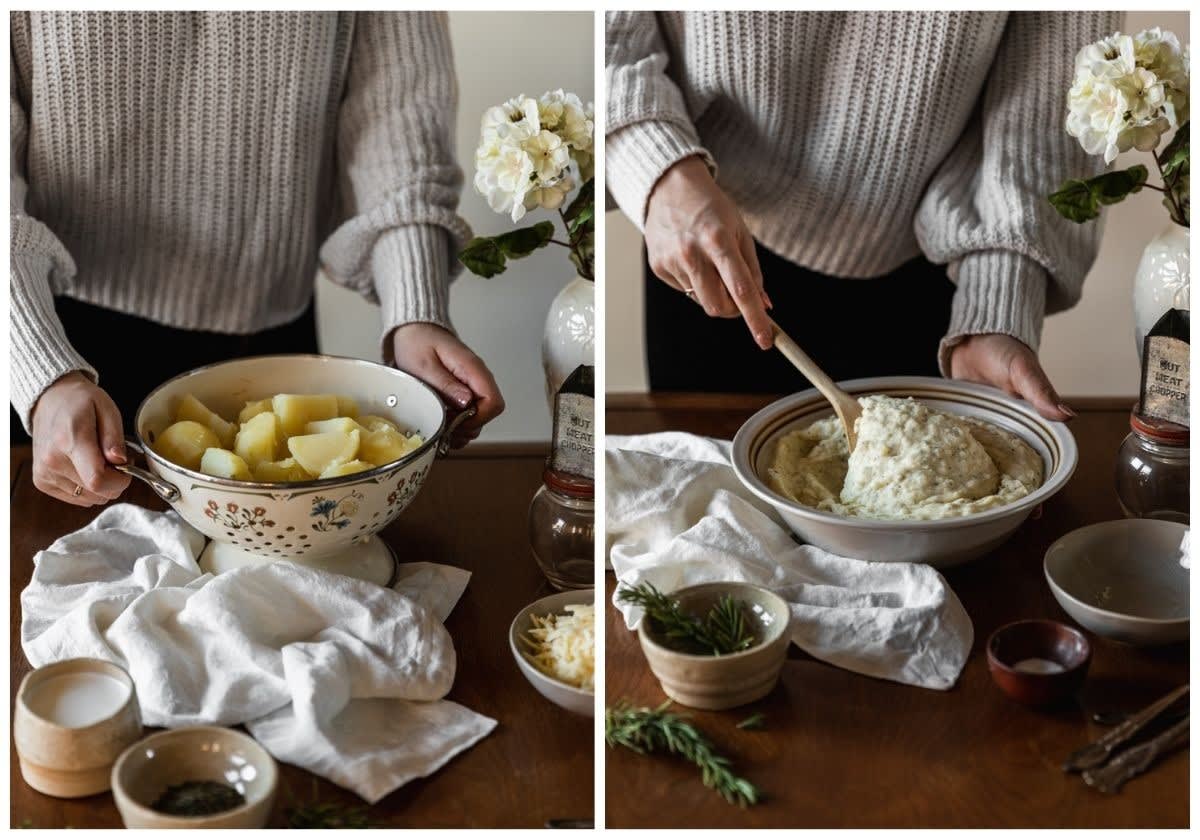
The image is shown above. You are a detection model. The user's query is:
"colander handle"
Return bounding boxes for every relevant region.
[112,437,181,503]
[437,406,478,457]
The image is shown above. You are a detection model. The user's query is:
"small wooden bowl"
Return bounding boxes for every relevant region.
[986,620,1091,706]
[638,582,791,710]
[13,658,143,798]
[111,726,277,829]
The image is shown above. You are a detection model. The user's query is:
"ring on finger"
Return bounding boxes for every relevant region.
[72,484,83,497]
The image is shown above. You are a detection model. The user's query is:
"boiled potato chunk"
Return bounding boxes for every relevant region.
[253,457,313,483]
[200,448,253,481]
[154,421,222,471]
[273,394,340,438]
[319,459,375,478]
[238,398,273,424]
[287,429,360,476]
[235,412,280,468]
[304,417,363,436]
[335,396,359,418]
[176,394,238,449]
[359,427,422,465]
[358,414,401,434]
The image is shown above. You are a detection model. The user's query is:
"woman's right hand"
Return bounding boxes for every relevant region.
[31,372,131,506]
[643,155,774,349]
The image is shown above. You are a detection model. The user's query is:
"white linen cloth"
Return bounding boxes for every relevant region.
[20,504,496,804]
[607,434,973,690]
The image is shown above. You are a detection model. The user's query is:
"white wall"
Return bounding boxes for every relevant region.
[317,11,594,443]
[605,11,1189,397]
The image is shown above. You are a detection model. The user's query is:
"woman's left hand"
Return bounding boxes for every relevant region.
[391,323,505,447]
[949,334,1075,422]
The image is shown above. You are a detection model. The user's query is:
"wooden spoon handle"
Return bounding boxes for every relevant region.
[769,320,840,397]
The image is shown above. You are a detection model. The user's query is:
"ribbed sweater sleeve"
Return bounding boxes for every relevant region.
[10,46,96,432]
[915,11,1118,373]
[319,11,472,361]
[604,11,716,228]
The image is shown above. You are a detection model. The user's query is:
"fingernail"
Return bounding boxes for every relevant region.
[451,386,472,408]
[756,331,773,349]
[1057,402,1076,419]
[108,448,127,465]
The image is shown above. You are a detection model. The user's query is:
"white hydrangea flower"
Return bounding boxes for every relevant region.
[524,129,571,183]
[525,173,576,213]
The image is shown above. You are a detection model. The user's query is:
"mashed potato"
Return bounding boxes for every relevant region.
[766,395,1042,520]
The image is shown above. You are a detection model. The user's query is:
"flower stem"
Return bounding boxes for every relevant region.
[1152,151,1186,225]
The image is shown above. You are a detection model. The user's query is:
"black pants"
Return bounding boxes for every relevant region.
[12,297,319,443]
[644,241,955,392]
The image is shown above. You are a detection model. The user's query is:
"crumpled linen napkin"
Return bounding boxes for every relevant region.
[607,433,973,690]
[20,504,496,804]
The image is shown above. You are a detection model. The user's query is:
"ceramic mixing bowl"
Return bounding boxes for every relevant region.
[115,354,472,584]
[731,377,1078,567]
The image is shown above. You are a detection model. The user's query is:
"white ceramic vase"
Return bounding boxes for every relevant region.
[542,275,595,405]
[1133,223,1190,361]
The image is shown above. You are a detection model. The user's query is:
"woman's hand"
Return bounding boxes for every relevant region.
[644,156,774,349]
[949,334,1075,422]
[31,372,131,506]
[391,323,505,448]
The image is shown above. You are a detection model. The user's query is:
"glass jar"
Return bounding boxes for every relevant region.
[1115,410,1189,524]
[529,466,594,590]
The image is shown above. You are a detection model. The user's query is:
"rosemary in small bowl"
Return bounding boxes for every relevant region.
[617,582,757,656]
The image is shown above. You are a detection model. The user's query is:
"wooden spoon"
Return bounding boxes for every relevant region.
[769,319,863,451]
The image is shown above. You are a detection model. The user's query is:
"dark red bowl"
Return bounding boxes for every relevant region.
[986,619,1091,706]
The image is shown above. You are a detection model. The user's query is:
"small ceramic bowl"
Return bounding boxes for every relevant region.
[1045,519,1189,645]
[510,589,595,717]
[111,726,278,829]
[638,582,791,710]
[13,658,143,798]
[986,620,1091,706]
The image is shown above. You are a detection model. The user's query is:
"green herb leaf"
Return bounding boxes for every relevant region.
[1048,165,1149,223]
[285,802,374,829]
[736,712,766,730]
[616,582,756,656]
[606,701,762,807]
[458,236,507,278]
[494,220,556,258]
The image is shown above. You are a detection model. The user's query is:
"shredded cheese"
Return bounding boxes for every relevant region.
[521,603,594,691]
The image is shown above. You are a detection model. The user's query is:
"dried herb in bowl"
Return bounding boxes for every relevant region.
[616,582,757,656]
[151,780,246,816]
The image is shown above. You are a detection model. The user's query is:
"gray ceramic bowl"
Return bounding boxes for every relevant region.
[638,582,791,710]
[510,589,595,717]
[1045,519,1189,645]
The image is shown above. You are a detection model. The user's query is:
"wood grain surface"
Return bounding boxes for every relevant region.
[10,445,593,829]
[605,393,1188,829]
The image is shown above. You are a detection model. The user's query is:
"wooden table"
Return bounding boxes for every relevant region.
[605,394,1188,829]
[10,444,593,829]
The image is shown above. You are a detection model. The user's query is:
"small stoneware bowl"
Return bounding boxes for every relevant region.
[638,582,791,710]
[987,620,1091,706]
[112,726,277,829]
[13,658,143,798]
[1045,519,1189,645]
[510,589,595,717]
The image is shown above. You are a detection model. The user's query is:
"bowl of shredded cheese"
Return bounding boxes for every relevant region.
[509,590,595,717]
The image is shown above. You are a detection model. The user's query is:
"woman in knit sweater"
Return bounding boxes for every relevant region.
[11,12,503,506]
[606,11,1116,416]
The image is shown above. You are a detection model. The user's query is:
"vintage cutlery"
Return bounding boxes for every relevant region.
[1082,715,1189,794]
[769,319,863,451]
[1063,684,1188,772]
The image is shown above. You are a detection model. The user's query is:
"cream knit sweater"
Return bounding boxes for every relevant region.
[11,11,470,428]
[606,11,1118,371]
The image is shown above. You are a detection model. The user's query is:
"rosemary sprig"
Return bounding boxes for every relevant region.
[285,802,373,829]
[605,701,762,807]
[736,712,766,730]
[616,582,756,656]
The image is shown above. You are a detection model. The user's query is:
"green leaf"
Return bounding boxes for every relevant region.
[736,712,766,731]
[1048,165,1149,223]
[1048,179,1100,223]
[568,227,594,281]
[494,221,555,258]
[1159,121,1189,181]
[457,237,507,278]
[568,204,595,237]
[563,178,594,224]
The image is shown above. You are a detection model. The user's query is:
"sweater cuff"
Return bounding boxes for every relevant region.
[10,253,97,431]
[938,250,1048,377]
[605,118,716,229]
[372,224,457,365]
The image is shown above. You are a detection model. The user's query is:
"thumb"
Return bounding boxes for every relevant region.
[1010,353,1072,422]
[94,393,127,464]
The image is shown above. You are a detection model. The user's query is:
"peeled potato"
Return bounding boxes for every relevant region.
[319,459,376,478]
[335,396,359,418]
[200,448,253,481]
[176,394,238,449]
[253,457,313,483]
[288,429,360,476]
[273,394,340,438]
[304,417,363,436]
[358,414,401,434]
[154,421,222,471]
[238,398,274,424]
[235,411,279,468]
[359,427,423,465]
